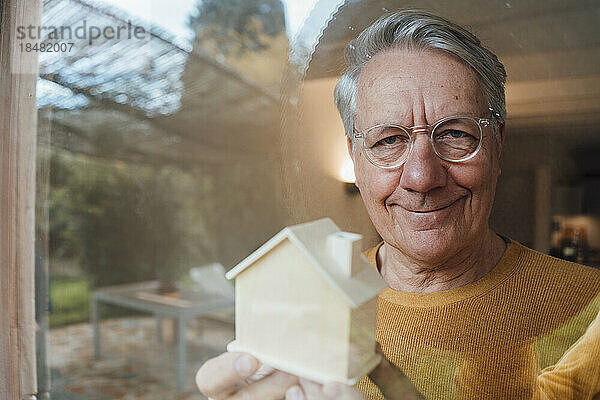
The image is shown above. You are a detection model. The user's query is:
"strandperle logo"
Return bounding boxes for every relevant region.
[16,19,150,46]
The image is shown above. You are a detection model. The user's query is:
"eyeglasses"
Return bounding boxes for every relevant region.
[352,109,499,169]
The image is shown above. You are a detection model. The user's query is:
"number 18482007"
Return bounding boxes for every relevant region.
[20,42,74,53]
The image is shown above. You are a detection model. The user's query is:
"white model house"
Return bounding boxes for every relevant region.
[226,218,387,384]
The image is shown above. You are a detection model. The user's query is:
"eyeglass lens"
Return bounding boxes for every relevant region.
[363,117,482,167]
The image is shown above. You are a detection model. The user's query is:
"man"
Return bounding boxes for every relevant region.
[196,10,600,399]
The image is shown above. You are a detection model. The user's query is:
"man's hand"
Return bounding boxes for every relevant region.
[195,352,298,399]
[196,348,425,400]
[367,347,425,400]
[284,348,425,400]
[196,351,364,400]
[286,379,365,400]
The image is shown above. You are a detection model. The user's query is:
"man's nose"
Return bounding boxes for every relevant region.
[399,133,447,192]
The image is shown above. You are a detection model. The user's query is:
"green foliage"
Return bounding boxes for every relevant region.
[190,0,286,56]
[49,277,90,327]
[77,169,182,286]
[47,150,196,288]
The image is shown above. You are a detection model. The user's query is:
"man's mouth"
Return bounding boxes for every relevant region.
[399,197,464,213]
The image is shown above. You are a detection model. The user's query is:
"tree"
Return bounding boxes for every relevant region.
[47,151,194,288]
[188,0,289,91]
[190,0,286,56]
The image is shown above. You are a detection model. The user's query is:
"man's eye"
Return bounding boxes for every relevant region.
[375,135,407,147]
[446,130,467,138]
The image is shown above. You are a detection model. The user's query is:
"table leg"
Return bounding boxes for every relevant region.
[155,314,162,343]
[177,317,187,391]
[91,297,100,359]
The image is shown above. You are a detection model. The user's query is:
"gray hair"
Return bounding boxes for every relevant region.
[334,10,507,139]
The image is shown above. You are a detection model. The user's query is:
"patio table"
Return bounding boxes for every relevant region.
[91,280,234,391]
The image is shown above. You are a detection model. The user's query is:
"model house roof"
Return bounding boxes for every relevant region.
[226,218,387,307]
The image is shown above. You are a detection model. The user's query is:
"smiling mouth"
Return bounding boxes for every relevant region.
[401,197,464,213]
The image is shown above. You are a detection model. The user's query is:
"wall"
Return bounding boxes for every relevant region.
[280,77,381,249]
[490,132,565,249]
[491,128,600,251]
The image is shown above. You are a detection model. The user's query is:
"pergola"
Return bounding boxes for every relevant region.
[39,0,281,168]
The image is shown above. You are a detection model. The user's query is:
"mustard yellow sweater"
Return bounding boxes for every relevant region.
[357,239,600,400]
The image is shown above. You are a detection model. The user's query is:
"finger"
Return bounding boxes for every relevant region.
[368,353,425,400]
[195,352,259,399]
[286,385,306,400]
[299,378,364,400]
[246,364,276,384]
[228,370,299,400]
[298,378,324,399]
[322,383,365,400]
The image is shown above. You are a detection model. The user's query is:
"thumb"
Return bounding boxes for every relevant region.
[368,344,425,400]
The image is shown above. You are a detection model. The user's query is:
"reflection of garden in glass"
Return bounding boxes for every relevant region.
[49,276,91,328]
[37,0,295,396]
[45,150,201,326]
[39,0,292,327]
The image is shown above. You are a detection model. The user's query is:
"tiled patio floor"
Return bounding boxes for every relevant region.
[48,316,234,399]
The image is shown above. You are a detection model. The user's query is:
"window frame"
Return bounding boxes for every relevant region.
[0,1,41,399]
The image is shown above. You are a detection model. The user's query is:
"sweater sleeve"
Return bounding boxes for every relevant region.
[535,309,600,400]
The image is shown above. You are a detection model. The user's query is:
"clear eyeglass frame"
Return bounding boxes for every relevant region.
[352,108,500,169]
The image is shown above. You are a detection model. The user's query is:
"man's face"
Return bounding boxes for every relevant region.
[351,47,504,265]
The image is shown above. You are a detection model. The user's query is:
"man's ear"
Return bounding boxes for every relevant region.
[496,121,506,157]
[346,136,354,160]
[495,121,505,177]
[346,136,360,190]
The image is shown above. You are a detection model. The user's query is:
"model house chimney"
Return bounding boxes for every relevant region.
[326,231,363,278]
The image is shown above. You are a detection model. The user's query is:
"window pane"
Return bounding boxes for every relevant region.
[36,0,310,397]
[34,1,600,399]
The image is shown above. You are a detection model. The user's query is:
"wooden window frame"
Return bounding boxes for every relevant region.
[0,1,41,399]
